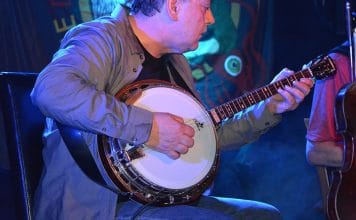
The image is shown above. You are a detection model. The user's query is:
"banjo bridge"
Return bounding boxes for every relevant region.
[193,119,204,131]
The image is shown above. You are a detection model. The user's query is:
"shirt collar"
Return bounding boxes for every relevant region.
[111,5,144,56]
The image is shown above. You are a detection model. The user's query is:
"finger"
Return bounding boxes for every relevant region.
[280,67,294,77]
[292,81,312,96]
[272,68,294,82]
[180,135,194,148]
[182,124,195,137]
[166,150,180,160]
[175,144,190,154]
[171,115,195,137]
[170,114,184,123]
[299,78,315,87]
[283,86,304,104]
[283,67,294,75]
[277,87,296,106]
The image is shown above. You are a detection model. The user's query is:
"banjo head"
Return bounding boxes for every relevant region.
[131,86,217,189]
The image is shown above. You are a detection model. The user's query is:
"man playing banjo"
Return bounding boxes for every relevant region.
[31,0,314,219]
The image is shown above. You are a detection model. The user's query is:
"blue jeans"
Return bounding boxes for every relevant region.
[116,196,281,220]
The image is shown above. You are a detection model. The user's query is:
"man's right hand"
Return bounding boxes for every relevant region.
[145,112,195,159]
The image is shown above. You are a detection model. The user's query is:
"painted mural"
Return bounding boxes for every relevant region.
[35,0,272,108]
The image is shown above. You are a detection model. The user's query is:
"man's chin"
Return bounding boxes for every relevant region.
[189,43,199,52]
[180,42,199,54]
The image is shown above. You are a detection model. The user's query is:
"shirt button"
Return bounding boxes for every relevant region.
[133,68,137,72]
[139,54,144,60]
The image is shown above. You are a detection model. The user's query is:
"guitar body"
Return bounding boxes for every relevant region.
[327,82,356,220]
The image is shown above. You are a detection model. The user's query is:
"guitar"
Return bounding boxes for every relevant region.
[327,82,356,220]
[61,55,336,206]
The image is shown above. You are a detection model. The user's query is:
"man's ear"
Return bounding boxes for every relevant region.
[167,0,179,20]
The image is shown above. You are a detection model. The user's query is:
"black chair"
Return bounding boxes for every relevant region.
[0,72,45,220]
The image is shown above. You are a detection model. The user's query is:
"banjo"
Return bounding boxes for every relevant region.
[60,55,336,206]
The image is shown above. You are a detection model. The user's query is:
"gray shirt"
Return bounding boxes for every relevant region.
[31,5,281,220]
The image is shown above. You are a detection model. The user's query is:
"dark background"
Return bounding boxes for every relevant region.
[0,0,349,219]
[212,1,345,220]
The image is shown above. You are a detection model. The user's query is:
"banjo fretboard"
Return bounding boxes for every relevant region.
[209,55,336,124]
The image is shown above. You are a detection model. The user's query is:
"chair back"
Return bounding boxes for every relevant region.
[0,72,45,220]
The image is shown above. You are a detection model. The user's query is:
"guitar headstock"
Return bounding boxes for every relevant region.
[308,55,337,80]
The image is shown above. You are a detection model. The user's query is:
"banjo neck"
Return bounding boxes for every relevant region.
[209,72,305,124]
[209,55,336,124]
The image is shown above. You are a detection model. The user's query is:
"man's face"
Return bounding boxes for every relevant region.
[174,0,215,52]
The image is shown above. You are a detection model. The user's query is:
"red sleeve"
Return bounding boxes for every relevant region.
[306,53,351,144]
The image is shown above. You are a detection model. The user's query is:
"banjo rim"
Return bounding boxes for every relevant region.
[98,80,220,206]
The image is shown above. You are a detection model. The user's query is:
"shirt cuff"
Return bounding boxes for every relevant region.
[251,102,282,131]
[111,106,153,145]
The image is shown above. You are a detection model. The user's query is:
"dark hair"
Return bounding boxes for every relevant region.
[130,0,165,16]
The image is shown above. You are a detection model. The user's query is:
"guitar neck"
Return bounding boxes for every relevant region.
[209,69,314,124]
